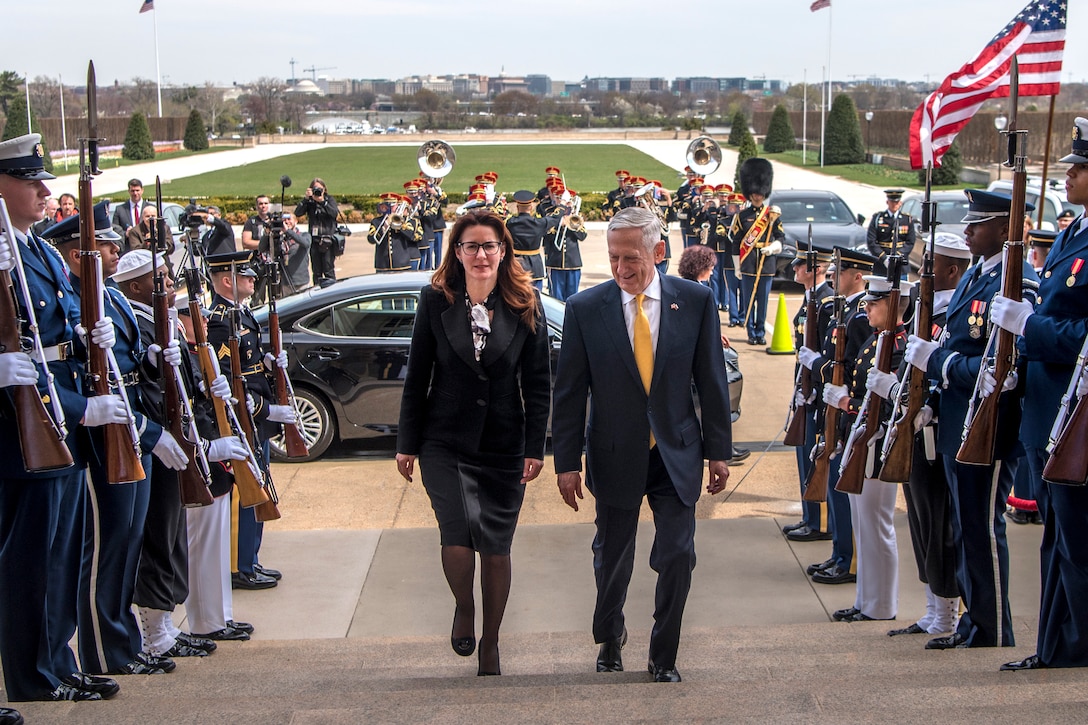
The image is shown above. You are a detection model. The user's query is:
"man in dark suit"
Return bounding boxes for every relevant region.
[552,206,733,683]
[111,178,148,237]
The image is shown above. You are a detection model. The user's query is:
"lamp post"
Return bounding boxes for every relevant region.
[994,114,1008,181]
[865,111,874,160]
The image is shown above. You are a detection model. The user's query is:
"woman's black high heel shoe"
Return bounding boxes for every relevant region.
[477,639,500,676]
[451,607,475,657]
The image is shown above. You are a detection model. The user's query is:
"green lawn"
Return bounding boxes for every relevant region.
[51,146,232,177]
[158,145,681,199]
[764,149,975,191]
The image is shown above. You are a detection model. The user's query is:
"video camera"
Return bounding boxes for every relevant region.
[178,198,210,230]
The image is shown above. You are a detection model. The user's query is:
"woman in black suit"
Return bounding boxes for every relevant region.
[396,210,551,676]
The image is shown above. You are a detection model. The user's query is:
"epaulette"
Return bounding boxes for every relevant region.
[208,303,229,321]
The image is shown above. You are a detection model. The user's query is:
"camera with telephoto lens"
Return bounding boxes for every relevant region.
[312,186,323,198]
[178,199,210,230]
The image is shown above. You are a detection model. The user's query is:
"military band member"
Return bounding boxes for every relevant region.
[904,190,1039,650]
[418,176,447,269]
[603,170,629,220]
[403,180,430,270]
[505,190,548,291]
[544,191,587,302]
[730,158,784,346]
[1000,119,1088,671]
[206,252,293,591]
[798,248,881,586]
[536,166,562,203]
[675,166,701,249]
[619,178,674,274]
[867,189,917,272]
[368,194,421,272]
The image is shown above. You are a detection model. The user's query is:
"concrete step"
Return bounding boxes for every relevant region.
[17,622,1087,724]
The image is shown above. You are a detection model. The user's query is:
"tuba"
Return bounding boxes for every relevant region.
[686,136,722,176]
[417,140,455,179]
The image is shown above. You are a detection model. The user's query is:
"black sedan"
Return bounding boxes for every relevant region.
[768,189,869,279]
[254,272,743,462]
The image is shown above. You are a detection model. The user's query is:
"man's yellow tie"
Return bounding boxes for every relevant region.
[634,293,655,448]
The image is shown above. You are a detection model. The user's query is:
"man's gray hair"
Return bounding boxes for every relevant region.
[607,207,661,253]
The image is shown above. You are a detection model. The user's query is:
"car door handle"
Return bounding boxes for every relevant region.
[307,347,341,361]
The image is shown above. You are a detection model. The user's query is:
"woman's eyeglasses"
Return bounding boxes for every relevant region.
[458,241,502,256]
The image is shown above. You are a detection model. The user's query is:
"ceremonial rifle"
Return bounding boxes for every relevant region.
[784,224,817,447]
[1041,330,1088,485]
[957,58,1027,466]
[79,60,144,484]
[879,164,938,482]
[803,248,845,503]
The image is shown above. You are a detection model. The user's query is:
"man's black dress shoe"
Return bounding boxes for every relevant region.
[47,683,102,701]
[232,571,277,590]
[841,611,892,623]
[782,520,807,534]
[887,623,926,637]
[176,632,217,653]
[811,564,855,584]
[647,660,682,683]
[925,632,967,650]
[61,673,119,699]
[0,708,23,725]
[164,641,210,658]
[754,337,766,346]
[227,619,254,634]
[1001,654,1046,671]
[786,525,832,542]
[806,558,835,576]
[729,447,751,465]
[254,564,282,580]
[193,625,250,641]
[832,607,860,622]
[596,628,627,672]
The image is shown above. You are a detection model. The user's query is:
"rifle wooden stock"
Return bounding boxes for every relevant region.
[228,331,272,509]
[803,297,846,502]
[268,308,308,458]
[784,289,818,447]
[78,177,144,484]
[253,476,282,522]
[1043,392,1088,485]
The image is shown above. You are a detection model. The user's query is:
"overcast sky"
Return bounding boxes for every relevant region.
[11,0,1086,89]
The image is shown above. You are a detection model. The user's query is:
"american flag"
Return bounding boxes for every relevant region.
[909,0,1067,169]
[139,0,154,13]
[810,0,830,11]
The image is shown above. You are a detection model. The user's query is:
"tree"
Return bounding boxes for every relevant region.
[763,104,796,153]
[727,110,748,147]
[733,126,759,187]
[0,71,22,116]
[924,141,963,185]
[184,109,208,151]
[2,96,53,172]
[824,94,865,165]
[122,112,155,160]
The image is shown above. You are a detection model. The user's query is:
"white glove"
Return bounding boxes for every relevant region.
[760,241,783,257]
[1077,371,1088,399]
[91,318,116,350]
[822,383,848,409]
[913,405,934,432]
[794,390,807,408]
[152,430,188,471]
[732,255,741,272]
[797,346,820,370]
[866,368,899,399]
[208,374,232,401]
[246,393,256,415]
[83,394,129,427]
[264,350,288,370]
[0,232,14,272]
[267,404,297,424]
[904,335,939,371]
[0,352,38,388]
[147,340,182,369]
[979,368,1018,397]
[989,296,1033,336]
[206,436,248,462]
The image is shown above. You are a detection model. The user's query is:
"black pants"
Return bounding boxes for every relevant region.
[311,237,337,287]
[133,459,189,611]
[592,447,696,669]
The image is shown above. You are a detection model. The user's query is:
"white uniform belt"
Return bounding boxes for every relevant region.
[32,341,73,363]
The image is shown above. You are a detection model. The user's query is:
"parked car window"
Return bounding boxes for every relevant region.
[301,294,418,338]
[775,198,853,224]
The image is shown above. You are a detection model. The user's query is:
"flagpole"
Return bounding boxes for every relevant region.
[820,66,826,168]
[59,74,69,171]
[821,5,832,167]
[1036,94,1057,229]
[153,4,163,117]
[24,73,31,131]
[802,68,808,166]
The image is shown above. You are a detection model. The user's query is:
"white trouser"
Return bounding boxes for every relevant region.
[184,492,232,635]
[850,478,898,620]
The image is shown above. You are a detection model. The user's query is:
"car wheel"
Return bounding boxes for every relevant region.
[269,388,335,462]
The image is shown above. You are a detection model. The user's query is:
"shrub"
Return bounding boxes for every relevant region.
[2,97,53,172]
[824,95,865,165]
[924,141,963,185]
[184,109,208,151]
[763,104,796,153]
[727,110,749,147]
[122,112,155,161]
[733,127,759,188]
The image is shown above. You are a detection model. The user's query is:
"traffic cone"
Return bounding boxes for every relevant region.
[766,292,795,355]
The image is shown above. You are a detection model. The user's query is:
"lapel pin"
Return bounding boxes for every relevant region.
[670,303,678,310]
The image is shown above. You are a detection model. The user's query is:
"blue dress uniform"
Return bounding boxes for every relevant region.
[367,199,421,272]
[924,238,1038,648]
[505,195,548,291]
[544,208,586,302]
[866,189,917,272]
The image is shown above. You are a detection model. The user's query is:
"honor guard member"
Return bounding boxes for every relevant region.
[544,190,587,302]
[886,232,970,639]
[825,273,911,623]
[114,250,231,661]
[604,170,629,220]
[867,189,917,273]
[368,194,420,272]
[798,248,882,586]
[904,190,1039,650]
[505,190,548,291]
[537,166,562,203]
[1026,227,1056,275]
[1056,207,1076,231]
[782,251,834,543]
[730,158,784,345]
[0,134,126,704]
[206,252,292,591]
[1001,119,1088,671]
[45,203,190,676]
[675,167,701,249]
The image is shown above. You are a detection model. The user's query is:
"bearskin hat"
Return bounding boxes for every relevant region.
[738,158,773,198]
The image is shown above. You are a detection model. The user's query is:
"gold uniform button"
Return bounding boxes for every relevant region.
[1045,271,1052,278]
[39,300,46,307]
[57,291,64,299]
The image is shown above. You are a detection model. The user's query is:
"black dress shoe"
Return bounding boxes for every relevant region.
[596,628,627,672]
[925,632,968,650]
[164,642,210,658]
[227,620,254,634]
[811,564,856,584]
[1001,654,1046,671]
[842,611,893,623]
[647,660,682,683]
[61,673,120,699]
[887,623,926,637]
[176,632,217,653]
[729,447,751,465]
[109,660,168,676]
[476,638,500,676]
[1007,508,1035,525]
[232,571,277,590]
[782,520,807,534]
[254,564,282,580]
[193,625,250,641]
[47,683,102,701]
[451,606,476,657]
[832,607,860,622]
[806,558,835,576]
[754,337,766,346]
[786,525,832,542]
[0,707,23,725]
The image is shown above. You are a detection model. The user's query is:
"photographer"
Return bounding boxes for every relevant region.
[241,195,272,252]
[200,206,236,257]
[294,177,340,288]
[259,211,311,294]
